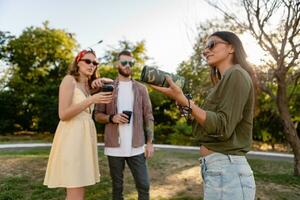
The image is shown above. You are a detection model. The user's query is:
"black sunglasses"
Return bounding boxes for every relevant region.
[120,60,135,67]
[80,59,99,66]
[205,40,228,50]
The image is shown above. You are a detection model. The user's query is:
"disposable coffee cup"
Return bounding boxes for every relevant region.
[101,84,114,92]
[122,111,132,123]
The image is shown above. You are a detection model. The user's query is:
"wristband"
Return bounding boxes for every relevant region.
[178,93,193,121]
[109,114,115,124]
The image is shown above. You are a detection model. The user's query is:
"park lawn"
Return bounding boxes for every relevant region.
[0,148,299,200]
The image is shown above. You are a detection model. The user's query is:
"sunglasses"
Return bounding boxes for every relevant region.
[205,40,228,50]
[80,59,99,66]
[120,60,135,67]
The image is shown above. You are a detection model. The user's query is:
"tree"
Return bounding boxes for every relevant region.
[206,0,300,175]
[2,21,77,133]
[0,31,14,62]
[99,40,149,80]
[253,91,286,148]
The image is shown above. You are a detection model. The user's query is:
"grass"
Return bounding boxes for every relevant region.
[0,133,54,144]
[0,148,300,200]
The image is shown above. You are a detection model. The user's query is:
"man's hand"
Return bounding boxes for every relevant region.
[111,113,129,124]
[91,78,103,89]
[144,143,154,159]
[91,78,114,89]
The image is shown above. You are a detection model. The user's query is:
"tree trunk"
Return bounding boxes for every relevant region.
[277,77,300,176]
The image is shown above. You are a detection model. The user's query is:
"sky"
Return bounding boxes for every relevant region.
[0,0,263,73]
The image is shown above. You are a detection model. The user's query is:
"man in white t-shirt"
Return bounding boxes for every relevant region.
[94,50,154,200]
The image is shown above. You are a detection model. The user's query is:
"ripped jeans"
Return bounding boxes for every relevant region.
[200,153,256,200]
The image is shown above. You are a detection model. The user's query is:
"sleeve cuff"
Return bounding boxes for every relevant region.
[145,115,154,121]
[203,111,217,134]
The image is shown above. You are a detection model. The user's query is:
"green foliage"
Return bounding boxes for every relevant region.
[101,40,148,65]
[149,89,195,144]
[252,62,300,142]
[177,61,211,105]
[253,109,285,144]
[0,21,77,133]
[154,124,176,144]
[0,90,21,132]
[252,87,287,145]
[167,120,196,145]
[150,90,179,124]
[99,39,147,81]
[98,64,118,79]
[0,31,14,61]
[153,114,196,145]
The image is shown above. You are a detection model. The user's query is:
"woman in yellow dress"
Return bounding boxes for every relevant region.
[44,49,113,200]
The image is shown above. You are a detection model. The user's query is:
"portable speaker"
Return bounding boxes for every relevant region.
[140,66,185,89]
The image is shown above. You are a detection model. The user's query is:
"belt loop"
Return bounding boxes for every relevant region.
[199,157,207,171]
[198,157,203,165]
[227,155,232,163]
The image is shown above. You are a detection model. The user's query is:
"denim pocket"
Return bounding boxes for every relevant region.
[205,170,223,187]
[203,170,223,199]
[239,171,256,200]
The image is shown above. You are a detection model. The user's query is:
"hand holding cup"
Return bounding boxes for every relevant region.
[122,110,132,123]
[91,92,113,104]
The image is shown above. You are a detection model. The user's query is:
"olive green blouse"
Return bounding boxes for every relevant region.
[193,64,255,155]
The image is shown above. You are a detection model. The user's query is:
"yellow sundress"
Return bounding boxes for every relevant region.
[44,86,100,188]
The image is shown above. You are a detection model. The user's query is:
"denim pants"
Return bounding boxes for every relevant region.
[108,153,149,200]
[200,153,256,200]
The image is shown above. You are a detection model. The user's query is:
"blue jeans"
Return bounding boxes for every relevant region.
[200,153,256,200]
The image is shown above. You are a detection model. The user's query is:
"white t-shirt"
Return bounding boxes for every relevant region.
[104,81,144,157]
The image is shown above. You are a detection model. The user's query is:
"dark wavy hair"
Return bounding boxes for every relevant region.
[209,31,256,88]
[68,49,99,88]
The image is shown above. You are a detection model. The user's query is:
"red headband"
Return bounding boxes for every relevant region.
[75,49,96,63]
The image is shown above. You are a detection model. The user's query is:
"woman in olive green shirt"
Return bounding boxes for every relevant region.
[151,31,256,200]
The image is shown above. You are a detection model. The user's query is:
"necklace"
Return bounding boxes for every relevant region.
[77,82,90,97]
[77,82,92,114]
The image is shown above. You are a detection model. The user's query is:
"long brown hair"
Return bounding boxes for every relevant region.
[209,31,257,88]
[68,49,99,88]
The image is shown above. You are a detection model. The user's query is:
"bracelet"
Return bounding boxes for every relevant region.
[109,114,115,124]
[178,94,193,121]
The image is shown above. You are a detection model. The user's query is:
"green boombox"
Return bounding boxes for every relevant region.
[140,66,185,89]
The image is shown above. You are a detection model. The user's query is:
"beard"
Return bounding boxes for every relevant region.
[118,66,132,77]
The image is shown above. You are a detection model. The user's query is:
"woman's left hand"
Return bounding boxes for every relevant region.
[150,76,188,106]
